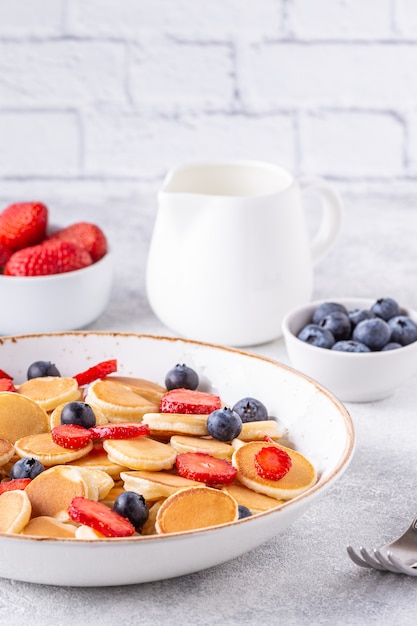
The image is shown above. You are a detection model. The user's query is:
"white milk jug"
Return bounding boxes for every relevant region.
[146,161,343,346]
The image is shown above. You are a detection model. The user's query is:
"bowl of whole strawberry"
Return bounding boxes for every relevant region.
[282,297,417,402]
[0,202,112,334]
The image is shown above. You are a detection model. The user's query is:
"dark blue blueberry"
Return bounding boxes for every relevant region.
[238,505,252,519]
[113,491,149,531]
[348,308,375,327]
[312,302,348,325]
[319,311,351,341]
[381,342,402,351]
[207,407,242,442]
[371,298,401,321]
[331,340,371,353]
[165,363,199,391]
[27,360,60,379]
[10,457,45,480]
[232,397,268,423]
[60,401,96,428]
[387,315,417,346]
[297,324,335,349]
[352,318,391,350]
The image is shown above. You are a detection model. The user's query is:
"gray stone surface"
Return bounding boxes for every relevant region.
[1,194,417,625]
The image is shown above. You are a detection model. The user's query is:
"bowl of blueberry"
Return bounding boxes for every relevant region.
[282,297,417,402]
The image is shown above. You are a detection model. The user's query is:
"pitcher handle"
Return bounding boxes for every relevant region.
[299,177,343,265]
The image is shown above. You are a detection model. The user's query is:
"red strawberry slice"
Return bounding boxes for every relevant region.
[89,422,150,441]
[0,378,16,392]
[73,359,118,386]
[4,239,93,276]
[68,496,135,537]
[52,424,92,450]
[49,221,108,262]
[160,388,221,415]
[0,478,31,494]
[0,368,13,380]
[0,202,48,251]
[175,452,237,485]
[254,445,292,481]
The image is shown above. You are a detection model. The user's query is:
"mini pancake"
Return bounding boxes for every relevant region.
[18,377,80,412]
[142,413,209,438]
[170,434,233,460]
[141,500,164,535]
[73,466,115,500]
[0,489,32,534]
[222,483,284,513]
[25,465,89,519]
[49,402,108,430]
[69,445,128,479]
[103,437,176,471]
[155,486,239,534]
[232,441,317,500]
[0,438,15,466]
[238,420,281,442]
[99,482,125,506]
[85,380,158,422]
[0,392,50,444]
[14,432,93,466]
[105,376,167,405]
[21,516,77,538]
[120,470,202,501]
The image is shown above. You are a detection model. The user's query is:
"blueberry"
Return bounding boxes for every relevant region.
[232,397,268,423]
[113,491,149,532]
[297,324,335,349]
[207,407,242,442]
[10,457,45,480]
[319,311,351,341]
[381,342,402,351]
[238,505,252,519]
[348,308,375,327]
[165,363,199,391]
[331,340,371,353]
[312,302,348,325]
[387,315,417,346]
[352,318,391,350]
[371,298,401,321]
[60,401,96,428]
[27,360,60,379]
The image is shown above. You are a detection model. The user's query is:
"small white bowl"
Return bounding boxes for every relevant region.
[0,252,113,335]
[282,297,417,403]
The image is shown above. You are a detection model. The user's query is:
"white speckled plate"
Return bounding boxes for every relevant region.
[0,332,354,586]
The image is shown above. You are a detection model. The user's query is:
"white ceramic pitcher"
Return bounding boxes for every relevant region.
[146,161,343,346]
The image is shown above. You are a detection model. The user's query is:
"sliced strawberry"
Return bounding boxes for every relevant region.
[0,478,31,494]
[49,222,108,262]
[68,496,135,537]
[176,452,237,485]
[4,239,93,276]
[0,368,13,380]
[0,202,48,251]
[0,378,16,392]
[89,422,150,441]
[52,424,92,450]
[254,446,292,481]
[160,388,221,415]
[73,359,118,386]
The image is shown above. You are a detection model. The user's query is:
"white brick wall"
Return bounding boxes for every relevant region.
[1,0,417,208]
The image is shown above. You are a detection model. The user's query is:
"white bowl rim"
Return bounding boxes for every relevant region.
[0,330,355,544]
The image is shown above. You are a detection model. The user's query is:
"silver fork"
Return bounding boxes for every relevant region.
[347,514,417,575]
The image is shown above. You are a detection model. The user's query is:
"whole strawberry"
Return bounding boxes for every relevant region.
[0,202,48,251]
[49,222,107,262]
[4,239,93,276]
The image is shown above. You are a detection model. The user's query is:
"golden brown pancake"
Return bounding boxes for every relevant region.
[14,432,93,466]
[0,438,15,466]
[103,436,177,471]
[222,483,284,512]
[105,376,167,404]
[25,465,89,519]
[85,379,158,422]
[169,434,233,459]
[120,469,202,501]
[0,489,32,533]
[0,392,50,444]
[18,377,80,411]
[142,413,209,438]
[21,516,77,538]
